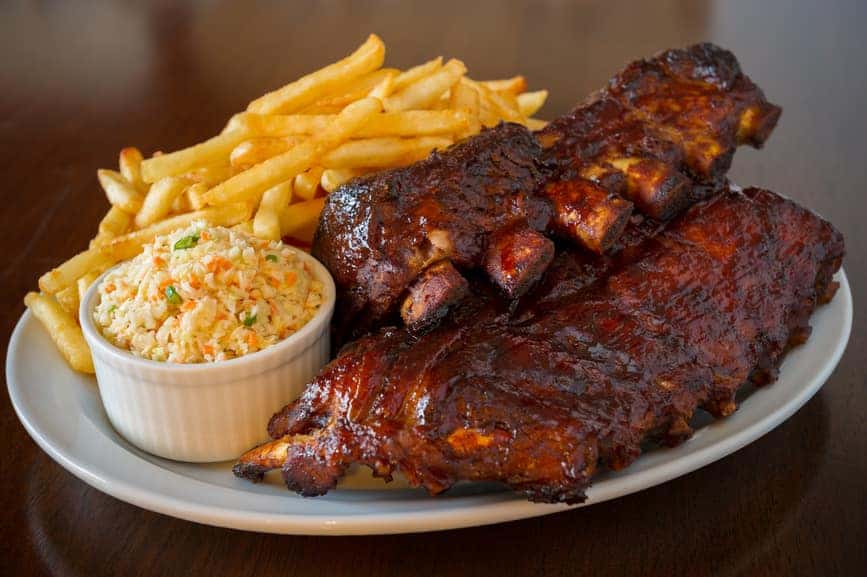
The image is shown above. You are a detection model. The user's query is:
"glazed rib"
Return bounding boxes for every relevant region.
[313,44,781,341]
[236,187,844,502]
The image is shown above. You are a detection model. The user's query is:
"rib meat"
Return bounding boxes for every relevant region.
[235,187,844,502]
[313,44,781,342]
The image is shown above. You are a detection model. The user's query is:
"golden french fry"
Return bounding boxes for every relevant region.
[248,34,385,114]
[24,292,94,373]
[183,162,235,186]
[77,271,100,302]
[320,168,368,193]
[254,181,294,240]
[449,82,482,138]
[393,57,443,92]
[517,90,548,118]
[103,203,252,262]
[186,182,209,210]
[235,110,469,138]
[294,167,324,201]
[98,205,132,237]
[279,197,327,240]
[55,284,80,317]
[89,233,112,248]
[39,248,114,295]
[480,76,528,95]
[140,131,248,183]
[230,137,299,169]
[119,147,147,193]
[300,68,398,111]
[134,176,189,228]
[320,136,451,169]
[464,78,524,124]
[367,69,397,100]
[171,189,193,213]
[384,59,467,112]
[525,118,548,131]
[97,169,144,214]
[204,97,382,206]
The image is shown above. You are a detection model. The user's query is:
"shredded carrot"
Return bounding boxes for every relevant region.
[152,256,165,268]
[268,276,280,288]
[285,271,297,285]
[246,332,258,347]
[201,344,214,356]
[182,300,196,311]
[103,282,116,293]
[200,230,210,241]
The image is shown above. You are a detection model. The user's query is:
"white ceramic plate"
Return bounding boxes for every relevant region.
[6,271,852,535]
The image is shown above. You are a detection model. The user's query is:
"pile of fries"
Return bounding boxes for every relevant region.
[25,34,549,373]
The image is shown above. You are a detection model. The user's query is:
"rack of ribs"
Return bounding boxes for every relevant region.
[236,187,844,503]
[312,43,781,341]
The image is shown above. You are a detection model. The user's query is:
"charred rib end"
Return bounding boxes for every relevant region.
[401,260,470,332]
[484,224,555,299]
[544,179,634,253]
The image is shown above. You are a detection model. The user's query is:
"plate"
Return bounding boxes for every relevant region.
[6,271,852,535]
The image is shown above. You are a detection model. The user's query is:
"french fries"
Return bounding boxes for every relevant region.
[141,131,248,183]
[55,284,80,317]
[233,110,470,138]
[294,167,324,201]
[230,137,300,169]
[393,57,442,92]
[98,169,144,213]
[203,97,382,206]
[98,205,132,238]
[28,34,548,372]
[384,59,467,112]
[25,293,94,373]
[449,82,482,138]
[247,34,385,114]
[280,197,327,241]
[320,136,452,169]
[481,76,528,95]
[39,248,114,295]
[517,90,548,117]
[254,181,294,240]
[320,168,368,193]
[119,147,147,193]
[134,176,188,228]
[77,271,100,302]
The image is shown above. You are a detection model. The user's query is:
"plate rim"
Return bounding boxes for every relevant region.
[6,270,853,535]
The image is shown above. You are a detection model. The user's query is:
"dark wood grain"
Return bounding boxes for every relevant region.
[1,1,864,576]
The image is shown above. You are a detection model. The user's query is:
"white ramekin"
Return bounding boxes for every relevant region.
[79,248,335,463]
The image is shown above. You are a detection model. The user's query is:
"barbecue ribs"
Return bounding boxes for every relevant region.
[313,44,781,340]
[236,187,844,502]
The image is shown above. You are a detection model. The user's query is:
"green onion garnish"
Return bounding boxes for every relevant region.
[243,312,257,327]
[266,254,278,262]
[165,285,182,305]
[173,233,200,251]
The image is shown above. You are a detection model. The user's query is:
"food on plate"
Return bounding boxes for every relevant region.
[93,223,323,363]
[24,292,94,373]
[26,33,547,373]
[234,187,844,502]
[313,43,781,344]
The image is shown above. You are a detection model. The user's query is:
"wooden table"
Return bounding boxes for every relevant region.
[1,1,864,575]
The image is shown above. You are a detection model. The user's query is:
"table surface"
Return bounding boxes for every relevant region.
[1,1,864,576]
